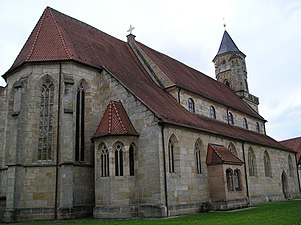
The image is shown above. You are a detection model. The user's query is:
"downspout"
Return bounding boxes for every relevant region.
[295,154,301,192]
[54,62,62,219]
[160,122,169,217]
[241,141,250,204]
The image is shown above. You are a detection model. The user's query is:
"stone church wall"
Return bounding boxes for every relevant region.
[1,62,100,221]
[244,142,300,203]
[94,70,165,218]
[168,88,265,134]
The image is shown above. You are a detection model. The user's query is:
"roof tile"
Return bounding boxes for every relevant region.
[207,144,243,165]
[280,137,301,163]
[4,7,290,152]
[92,100,139,139]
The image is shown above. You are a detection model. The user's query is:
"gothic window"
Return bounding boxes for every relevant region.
[243,118,248,129]
[228,143,237,156]
[115,143,124,176]
[224,80,230,88]
[188,98,195,113]
[244,79,249,92]
[210,106,216,119]
[226,169,234,191]
[264,151,272,177]
[248,148,257,176]
[256,122,260,133]
[288,155,294,177]
[75,83,85,161]
[228,112,234,125]
[38,79,54,161]
[129,144,135,176]
[195,141,202,174]
[168,139,175,173]
[234,169,242,191]
[100,143,109,177]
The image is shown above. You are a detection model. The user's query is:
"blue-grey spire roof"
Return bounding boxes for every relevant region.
[216,30,244,56]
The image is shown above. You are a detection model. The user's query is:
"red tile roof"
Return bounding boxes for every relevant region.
[280,137,301,163]
[4,7,291,152]
[206,144,243,165]
[136,42,263,121]
[92,101,139,139]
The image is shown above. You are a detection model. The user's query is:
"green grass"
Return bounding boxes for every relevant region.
[12,200,301,225]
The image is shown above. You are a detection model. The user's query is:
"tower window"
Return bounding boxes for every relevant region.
[188,98,195,113]
[209,106,216,119]
[224,80,230,88]
[38,79,54,161]
[256,122,260,133]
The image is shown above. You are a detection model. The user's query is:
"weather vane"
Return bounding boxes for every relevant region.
[127,24,135,34]
[223,18,226,29]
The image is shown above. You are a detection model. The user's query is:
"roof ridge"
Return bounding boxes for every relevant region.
[108,102,114,134]
[26,7,47,61]
[48,8,71,59]
[112,101,127,133]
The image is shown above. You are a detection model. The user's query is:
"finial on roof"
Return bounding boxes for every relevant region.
[223,18,226,30]
[127,24,135,34]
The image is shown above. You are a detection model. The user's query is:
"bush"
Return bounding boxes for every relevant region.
[200,201,213,213]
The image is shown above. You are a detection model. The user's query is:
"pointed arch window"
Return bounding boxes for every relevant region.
[288,155,294,177]
[224,80,230,87]
[228,143,237,156]
[75,83,85,161]
[188,98,195,113]
[234,169,242,191]
[195,141,202,174]
[243,118,248,129]
[38,79,54,161]
[129,144,135,176]
[248,148,257,176]
[226,169,234,191]
[115,143,124,176]
[209,106,216,119]
[228,112,234,125]
[168,139,175,173]
[264,151,272,177]
[256,122,260,133]
[100,143,109,177]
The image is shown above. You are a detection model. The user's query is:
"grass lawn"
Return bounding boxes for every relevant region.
[12,200,301,225]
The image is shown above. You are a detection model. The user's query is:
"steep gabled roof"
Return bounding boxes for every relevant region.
[206,144,243,165]
[92,101,139,139]
[280,137,301,163]
[3,7,288,152]
[137,41,262,120]
[215,30,244,57]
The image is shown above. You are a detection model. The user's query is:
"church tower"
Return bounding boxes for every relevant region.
[213,30,259,112]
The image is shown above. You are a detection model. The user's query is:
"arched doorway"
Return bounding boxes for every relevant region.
[281,171,289,199]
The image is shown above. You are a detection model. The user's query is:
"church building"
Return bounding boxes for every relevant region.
[0,7,300,222]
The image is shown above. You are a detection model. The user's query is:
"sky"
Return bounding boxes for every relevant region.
[0,0,300,141]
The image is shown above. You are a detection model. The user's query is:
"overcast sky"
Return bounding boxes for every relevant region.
[0,0,300,141]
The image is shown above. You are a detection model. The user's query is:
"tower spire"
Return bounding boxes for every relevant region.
[212,30,259,112]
